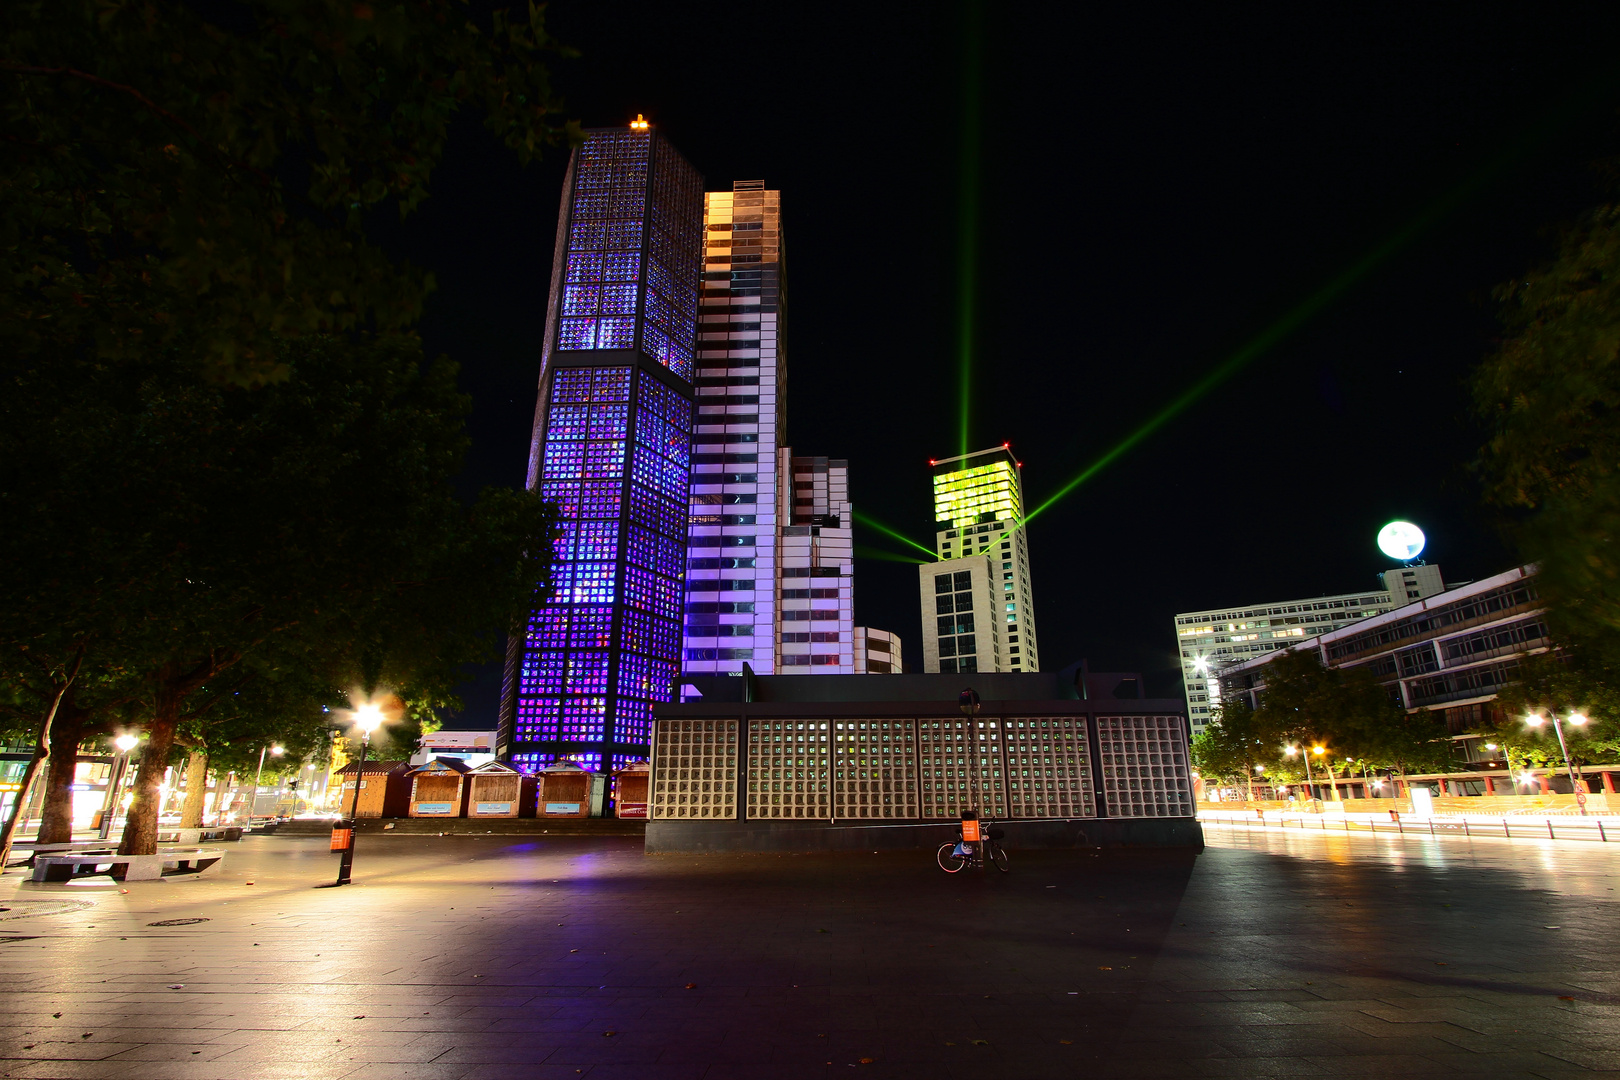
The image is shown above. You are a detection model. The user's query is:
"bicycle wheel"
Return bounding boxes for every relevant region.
[989,842,1010,873]
[936,842,965,873]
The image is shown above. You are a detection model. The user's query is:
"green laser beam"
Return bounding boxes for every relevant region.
[853,544,930,565]
[852,509,937,559]
[1022,111,1585,526]
[957,0,982,461]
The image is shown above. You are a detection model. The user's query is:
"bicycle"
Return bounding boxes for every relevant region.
[936,816,1010,873]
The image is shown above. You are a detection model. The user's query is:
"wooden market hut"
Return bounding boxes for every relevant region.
[406,757,472,818]
[334,760,412,819]
[613,762,650,818]
[466,761,537,819]
[539,761,594,818]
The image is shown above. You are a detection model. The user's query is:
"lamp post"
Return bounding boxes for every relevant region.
[246,744,284,825]
[334,703,384,886]
[1526,712,1591,816]
[98,734,141,840]
[958,687,982,819]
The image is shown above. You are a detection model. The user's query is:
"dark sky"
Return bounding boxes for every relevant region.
[397,2,1620,725]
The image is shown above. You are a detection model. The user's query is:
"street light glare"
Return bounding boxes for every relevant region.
[1284,745,1298,757]
[1525,714,1545,727]
[1312,746,1325,755]
[114,734,139,752]
[1568,713,1589,726]
[355,702,386,735]
[271,744,285,755]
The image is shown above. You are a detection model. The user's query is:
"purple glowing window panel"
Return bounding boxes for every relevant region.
[566,253,603,284]
[558,319,597,350]
[604,253,640,282]
[590,403,629,438]
[601,284,637,316]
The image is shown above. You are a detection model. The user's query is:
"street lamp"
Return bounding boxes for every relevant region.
[98,734,141,840]
[335,702,385,886]
[1526,712,1592,815]
[247,744,285,825]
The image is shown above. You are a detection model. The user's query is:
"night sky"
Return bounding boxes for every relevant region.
[389,2,1620,726]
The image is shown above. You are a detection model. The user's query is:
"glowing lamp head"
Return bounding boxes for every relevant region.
[114,734,139,753]
[271,744,285,756]
[1312,746,1325,756]
[1525,714,1545,728]
[355,702,385,736]
[1377,520,1426,561]
[1568,713,1589,726]
[1284,745,1298,757]
[1485,742,1499,751]
[629,113,650,131]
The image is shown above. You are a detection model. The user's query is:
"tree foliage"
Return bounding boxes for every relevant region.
[1474,199,1620,660]
[3,0,574,385]
[1196,649,1456,802]
[0,334,559,852]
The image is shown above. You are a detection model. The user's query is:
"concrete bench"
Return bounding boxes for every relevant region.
[32,848,226,883]
[156,826,242,845]
[7,841,120,868]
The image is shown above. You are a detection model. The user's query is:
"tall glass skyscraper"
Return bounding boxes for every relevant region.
[497,124,704,771]
[918,446,1040,673]
[681,182,786,675]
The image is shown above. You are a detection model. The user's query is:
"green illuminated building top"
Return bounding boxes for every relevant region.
[921,445,1039,674]
[931,445,1023,531]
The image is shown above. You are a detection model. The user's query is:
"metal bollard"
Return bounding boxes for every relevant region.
[1463,819,1470,837]
[1503,817,1510,839]
[1547,818,1554,840]
[1599,819,1607,842]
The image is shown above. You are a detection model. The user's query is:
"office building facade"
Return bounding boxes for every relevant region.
[919,446,1039,673]
[682,181,786,676]
[1173,564,1447,733]
[498,124,704,771]
[779,453,855,671]
[1220,566,1558,779]
[854,627,903,674]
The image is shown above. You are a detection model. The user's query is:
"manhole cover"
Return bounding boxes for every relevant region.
[147,918,210,927]
[0,899,95,921]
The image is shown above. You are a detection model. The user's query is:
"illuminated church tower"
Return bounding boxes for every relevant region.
[497,121,704,771]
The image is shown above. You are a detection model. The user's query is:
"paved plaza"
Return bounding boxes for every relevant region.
[1,828,1618,1079]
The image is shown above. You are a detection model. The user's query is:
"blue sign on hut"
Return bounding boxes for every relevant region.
[466,761,537,818]
[406,757,472,818]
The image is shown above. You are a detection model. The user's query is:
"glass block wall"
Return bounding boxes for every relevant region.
[682,182,785,676]
[501,125,702,772]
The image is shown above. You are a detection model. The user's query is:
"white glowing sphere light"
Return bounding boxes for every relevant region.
[1377,520,1425,561]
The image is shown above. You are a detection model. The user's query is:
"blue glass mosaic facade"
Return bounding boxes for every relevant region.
[501,127,702,772]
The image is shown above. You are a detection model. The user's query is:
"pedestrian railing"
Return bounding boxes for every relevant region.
[1198,807,1614,842]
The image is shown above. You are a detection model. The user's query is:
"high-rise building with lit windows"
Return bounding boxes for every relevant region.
[496,123,703,772]
[778,453,855,671]
[682,182,785,675]
[919,446,1039,673]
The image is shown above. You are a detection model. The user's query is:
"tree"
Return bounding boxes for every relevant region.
[0,334,559,855]
[1473,198,1620,664]
[3,0,574,386]
[1249,647,1450,798]
[1190,701,1283,801]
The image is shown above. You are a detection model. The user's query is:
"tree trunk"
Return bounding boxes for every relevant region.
[179,752,209,828]
[34,701,89,844]
[0,649,82,870]
[119,675,183,857]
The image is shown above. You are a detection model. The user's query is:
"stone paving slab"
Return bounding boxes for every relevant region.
[0,827,1617,1078]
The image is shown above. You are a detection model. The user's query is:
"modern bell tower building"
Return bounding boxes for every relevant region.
[918,446,1040,673]
[497,122,704,771]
